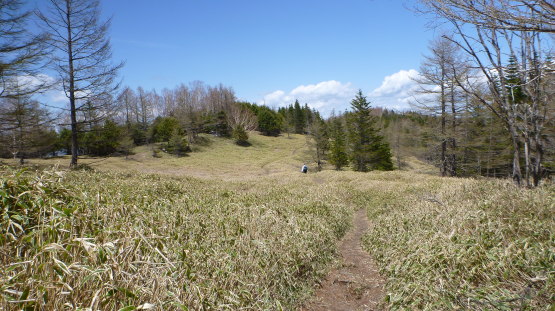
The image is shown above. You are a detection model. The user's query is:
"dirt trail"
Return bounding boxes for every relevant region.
[301,209,386,311]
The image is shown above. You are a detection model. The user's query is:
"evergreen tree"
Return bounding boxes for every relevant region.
[232,125,249,146]
[257,106,281,136]
[82,120,121,156]
[328,117,349,170]
[117,128,135,159]
[308,116,329,171]
[150,117,180,142]
[346,90,394,171]
[167,127,189,156]
[505,55,528,105]
[215,110,230,137]
[293,100,306,134]
[304,104,314,128]
[278,106,295,137]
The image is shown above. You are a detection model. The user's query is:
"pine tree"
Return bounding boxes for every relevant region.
[346,90,394,171]
[328,117,349,170]
[293,100,306,134]
[167,127,188,156]
[308,116,328,171]
[232,125,249,146]
[278,106,295,137]
[505,55,528,105]
[257,106,281,136]
[118,128,135,159]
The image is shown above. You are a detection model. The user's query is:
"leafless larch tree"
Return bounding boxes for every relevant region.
[37,0,123,168]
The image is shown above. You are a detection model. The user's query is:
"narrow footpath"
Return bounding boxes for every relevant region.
[301,209,386,311]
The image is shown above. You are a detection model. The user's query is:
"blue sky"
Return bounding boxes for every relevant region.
[37,0,442,115]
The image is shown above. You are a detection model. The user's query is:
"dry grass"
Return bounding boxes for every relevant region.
[1,133,553,310]
[398,156,437,174]
[10,133,314,181]
[359,174,554,310]
[1,168,355,310]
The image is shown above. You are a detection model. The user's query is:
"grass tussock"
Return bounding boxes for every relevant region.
[1,167,353,310]
[361,175,554,310]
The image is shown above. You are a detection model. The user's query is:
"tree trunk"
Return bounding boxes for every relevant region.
[449,82,457,176]
[524,138,531,187]
[532,131,544,187]
[441,83,447,177]
[396,126,402,169]
[509,126,522,186]
[66,2,78,168]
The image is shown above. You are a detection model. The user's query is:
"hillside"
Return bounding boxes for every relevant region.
[3,132,438,179]
[1,133,553,310]
[7,133,317,180]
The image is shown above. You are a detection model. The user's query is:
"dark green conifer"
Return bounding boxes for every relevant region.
[346,90,394,171]
[293,100,306,134]
[328,117,349,170]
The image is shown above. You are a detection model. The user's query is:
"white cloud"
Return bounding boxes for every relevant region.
[0,74,56,96]
[257,71,440,115]
[259,80,356,116]
[17,74,56,88]
[371,69,419,97]
[370,69,422,111]
[48,90,68,103]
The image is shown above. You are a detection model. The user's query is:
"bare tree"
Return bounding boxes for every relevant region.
[173,84,198,144]
[0,0,49,98]
[419,0,554,186]
[37,0,123,168]
[0,95,56,164]
[137,87,154,130]
[116,87,138,127]
[412,36,467,176]
[206,84,236,114]
[161,88,175,118]
[227,102,258,132]
[419,0,555,33]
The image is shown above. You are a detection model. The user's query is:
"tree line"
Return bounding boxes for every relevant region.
[411,0,555,187]
[1,0,553,185]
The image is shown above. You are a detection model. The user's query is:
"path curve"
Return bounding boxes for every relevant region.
[300,209,386,311]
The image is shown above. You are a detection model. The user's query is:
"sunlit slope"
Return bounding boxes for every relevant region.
[34,133,314,179]
[13,132,438,178]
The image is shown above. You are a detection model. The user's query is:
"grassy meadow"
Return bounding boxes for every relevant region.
[1,133,554,310]
[5,134,314,180]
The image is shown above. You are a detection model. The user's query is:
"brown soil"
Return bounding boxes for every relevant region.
[300,209,386,311]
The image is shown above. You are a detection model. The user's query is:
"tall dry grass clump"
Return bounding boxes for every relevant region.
[361,174,554,310]
[1,167,353,310]
[2,157,552,310]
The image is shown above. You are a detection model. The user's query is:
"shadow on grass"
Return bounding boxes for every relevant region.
[236,141,252,147]
[193,136,213,146]
[110,151,136,158]
[74,163,95,171]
